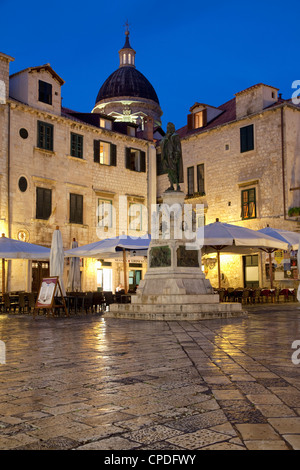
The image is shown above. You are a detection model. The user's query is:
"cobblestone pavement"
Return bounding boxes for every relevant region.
[0,303,300,451]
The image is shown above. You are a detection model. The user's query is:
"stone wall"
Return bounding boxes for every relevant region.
[157,102,300,290]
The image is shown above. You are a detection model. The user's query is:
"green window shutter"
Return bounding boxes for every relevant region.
[247,125,254,151]
[70,194,83,224]
[94,140,100,163]
[76,194,83,224]
[36,187,52,220]
[187,167,194,195]
[240,125,254,153]
[197,164,205,194]
[110,144,117,166]
[140,151,146,172]
[70,194,76,223]
[125,148,131,169]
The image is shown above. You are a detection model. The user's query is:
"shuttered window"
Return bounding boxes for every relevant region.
[197,164,205,195]
[93,140,117,166]
[37,121,53,151]
[36,187,52,220]
[240,125,254,153]
[242,188,256,219]
[125,148,146,172]
[70,133,83,158]
[187,166,194,196]
[38,80,52,105]
[70,193,83,224]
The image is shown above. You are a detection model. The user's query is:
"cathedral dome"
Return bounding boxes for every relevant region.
[95,66,159,105]
[92,27,162,128]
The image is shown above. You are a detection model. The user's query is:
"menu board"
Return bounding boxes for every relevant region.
[36,277,58,308]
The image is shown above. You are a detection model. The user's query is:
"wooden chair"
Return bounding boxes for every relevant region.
[18,292,27,313]
[27,293,36,313]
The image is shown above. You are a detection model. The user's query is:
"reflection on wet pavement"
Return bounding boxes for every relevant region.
[0,304,300,450]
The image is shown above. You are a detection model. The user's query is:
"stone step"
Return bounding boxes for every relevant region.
[132,293,220,305]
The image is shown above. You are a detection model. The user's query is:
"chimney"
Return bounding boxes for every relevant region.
[144,116,154,141]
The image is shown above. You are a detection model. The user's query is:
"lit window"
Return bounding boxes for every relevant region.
[97,199,113,228]
[194,112,203,129]
[129,203,142,231]
[94,140,117,166]
[100,142,110,165]
[125,148,146,172]
[242,188,256,219]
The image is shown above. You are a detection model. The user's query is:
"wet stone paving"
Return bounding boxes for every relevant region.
[0,304,300,451]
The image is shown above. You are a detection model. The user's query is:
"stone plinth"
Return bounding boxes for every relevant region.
[108,190,245,320]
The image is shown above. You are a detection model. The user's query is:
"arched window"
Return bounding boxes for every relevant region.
[123,53,126,64]
[128,54,131,64]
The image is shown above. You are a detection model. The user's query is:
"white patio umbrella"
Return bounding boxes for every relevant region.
[49,227,66,296]
[65,235,151,293]
[258,226,299,251]
[199,220,289,288]
[0,233,50,299]
[258,226,299,289]
[67,238,81,292]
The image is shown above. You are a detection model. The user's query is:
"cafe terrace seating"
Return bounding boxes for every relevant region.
[215,287,297,304]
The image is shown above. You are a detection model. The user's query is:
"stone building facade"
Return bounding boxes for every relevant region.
[0,53,156,293]
[157,83,300,289]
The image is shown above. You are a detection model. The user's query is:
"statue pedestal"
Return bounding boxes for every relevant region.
[108,191,245,321]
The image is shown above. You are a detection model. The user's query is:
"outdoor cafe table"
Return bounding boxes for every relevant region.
[65,293,87,314]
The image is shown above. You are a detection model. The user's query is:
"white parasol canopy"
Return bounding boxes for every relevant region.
[0,234,50,259]
[65,235,151,293]
[50,227,66,296]
[0,233,50,299]
[67,239,81,292]
[199,220,290,288]
[65,235,151,258]
[258,226,299,251]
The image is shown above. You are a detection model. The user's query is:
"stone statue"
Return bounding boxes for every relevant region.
[160,122,183,191]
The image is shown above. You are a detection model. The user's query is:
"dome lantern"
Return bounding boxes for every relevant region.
[118,22,136,68]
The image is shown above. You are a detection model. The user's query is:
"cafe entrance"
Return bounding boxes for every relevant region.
[243,254,259,288]
[32,260,49,293]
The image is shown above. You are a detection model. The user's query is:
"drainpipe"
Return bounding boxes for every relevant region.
[281,106,287,220]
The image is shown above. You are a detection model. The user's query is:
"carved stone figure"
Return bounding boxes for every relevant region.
[160,122,183,191]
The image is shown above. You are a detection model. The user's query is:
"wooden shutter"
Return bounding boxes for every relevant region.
[140,151,146,172]
[110,144,117,166]
[70,194,76,223]
[76,194,83,224]
[187,114,194,130]
[125,148,131,169]
[197,164,205,194]
[36,187,51,220]
[247,124,254,151]
[36,187,43,219]
[94,140,100,163]
[70,194,83,224]
[240,125,254,153]
[187,167,194,195]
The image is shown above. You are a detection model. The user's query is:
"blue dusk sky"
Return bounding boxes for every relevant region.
[1,0,298,131]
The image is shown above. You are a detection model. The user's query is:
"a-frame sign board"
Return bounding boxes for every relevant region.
[34,276,68,317]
